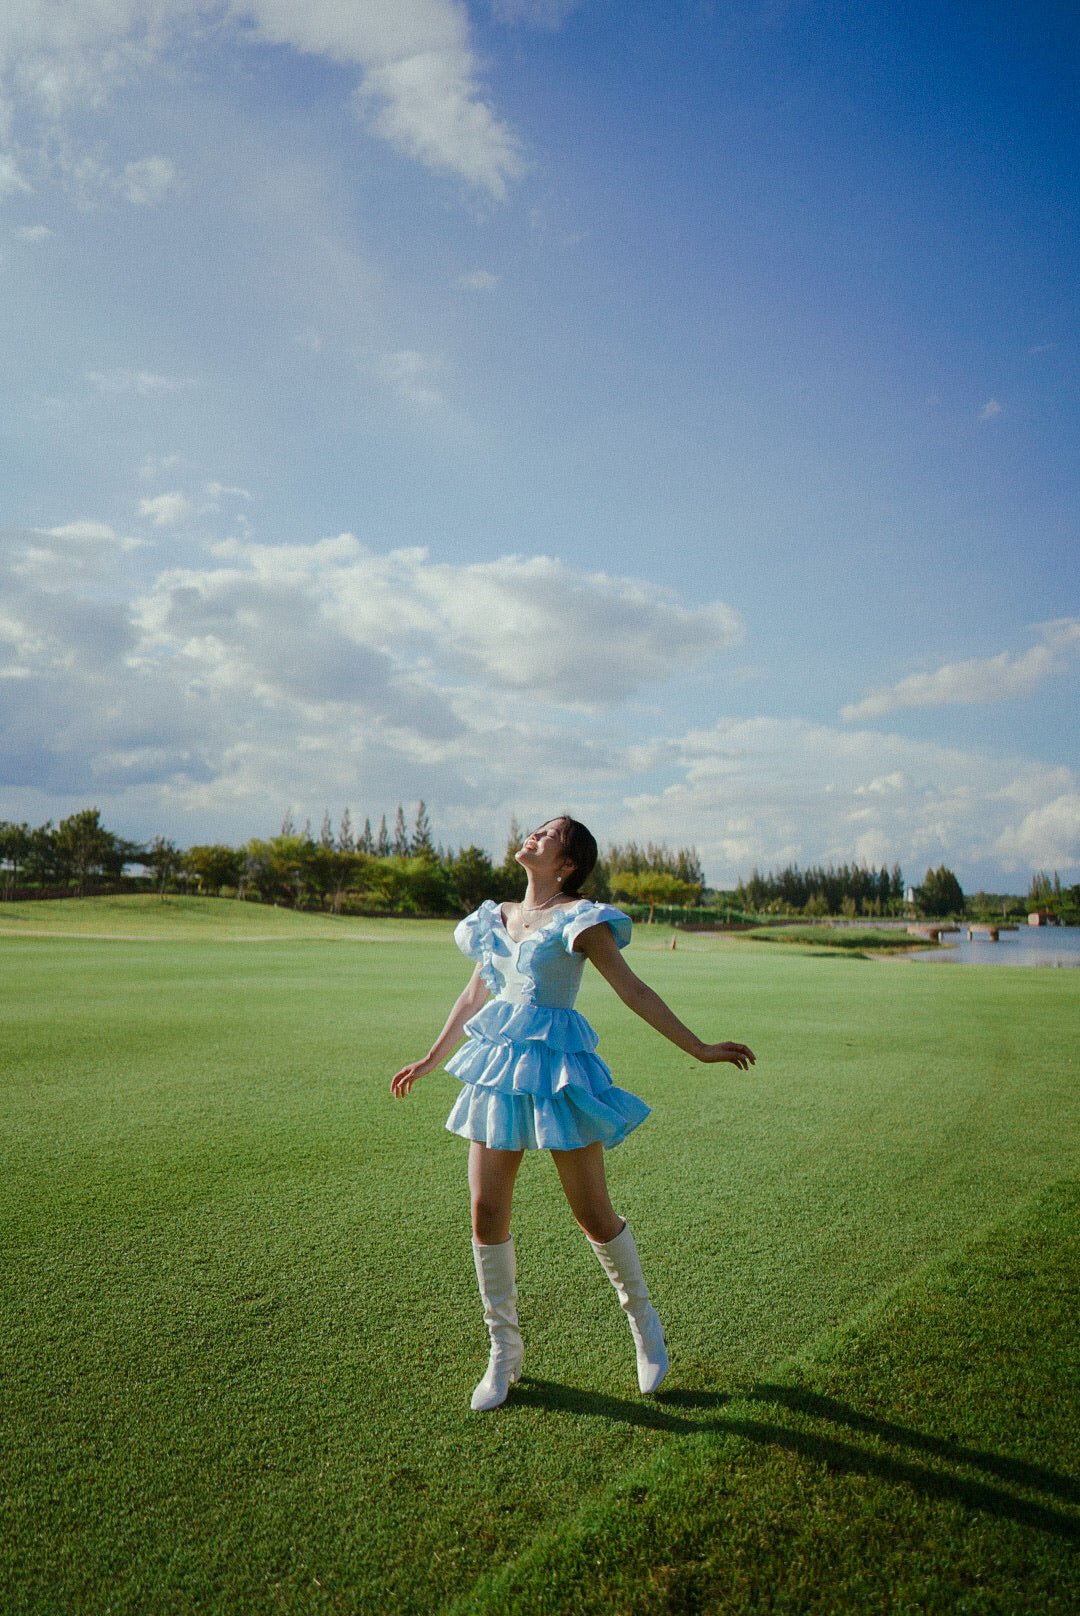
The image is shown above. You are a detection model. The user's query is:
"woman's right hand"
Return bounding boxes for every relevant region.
[390,1056,438,1097]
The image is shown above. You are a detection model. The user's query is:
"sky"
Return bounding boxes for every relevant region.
[1,0,1078,891]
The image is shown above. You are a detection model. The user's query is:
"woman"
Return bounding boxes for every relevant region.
[390,816,755,1411]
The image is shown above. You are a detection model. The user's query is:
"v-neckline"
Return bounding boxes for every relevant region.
[496,898,584,948]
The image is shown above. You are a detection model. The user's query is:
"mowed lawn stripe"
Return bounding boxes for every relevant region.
[1,904,1077,1611]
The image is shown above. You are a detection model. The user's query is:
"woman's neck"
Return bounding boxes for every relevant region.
[522,875,567,909]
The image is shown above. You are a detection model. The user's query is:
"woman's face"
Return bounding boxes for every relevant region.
[515,819,571,881]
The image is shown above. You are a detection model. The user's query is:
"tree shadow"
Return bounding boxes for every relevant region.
[509,1377,1080,1541]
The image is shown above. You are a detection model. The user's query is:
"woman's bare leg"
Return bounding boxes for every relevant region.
[551,1142,624,1244]
[469,1141,525,1244]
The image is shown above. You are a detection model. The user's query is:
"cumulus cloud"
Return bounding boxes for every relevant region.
[993,793,1080,872]
[0,524,744,836]
[979,398,1004,421]
[0,1,524,198]
[841,621,1080,721]
[621,717,1080,883]
[188,535,744,707]
[4,522,1074,882]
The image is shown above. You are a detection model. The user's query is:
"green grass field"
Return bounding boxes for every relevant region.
[2,897,1077,1613]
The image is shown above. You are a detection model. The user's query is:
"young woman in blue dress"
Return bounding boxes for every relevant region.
[390,816,755,1411]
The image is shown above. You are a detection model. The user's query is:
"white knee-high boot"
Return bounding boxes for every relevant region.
[588,1221,669,1394]
[470,1236,523,1412]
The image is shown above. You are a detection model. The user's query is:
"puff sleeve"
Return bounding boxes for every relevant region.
[563,902,632,954]
[453,900,499,961]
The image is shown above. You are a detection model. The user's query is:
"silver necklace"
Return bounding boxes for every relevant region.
[519,891,566,929]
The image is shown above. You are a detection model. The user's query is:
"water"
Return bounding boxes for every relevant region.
[913,924,1080,967]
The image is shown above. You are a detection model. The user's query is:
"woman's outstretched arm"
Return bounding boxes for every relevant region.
[390,965,490,1096]
[577,924,756,1069]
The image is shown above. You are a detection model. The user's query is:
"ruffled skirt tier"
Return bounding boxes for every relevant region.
[444,1000,650,1152]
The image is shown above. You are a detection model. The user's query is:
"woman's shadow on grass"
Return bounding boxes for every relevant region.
[510,1377,1079,1542]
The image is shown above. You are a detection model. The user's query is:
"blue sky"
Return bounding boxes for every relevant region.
[1,0,1077,889]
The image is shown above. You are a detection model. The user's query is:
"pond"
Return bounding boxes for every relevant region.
[914,924,1080,967]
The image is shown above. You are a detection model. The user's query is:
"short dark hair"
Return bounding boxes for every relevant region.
[553,816,598,896]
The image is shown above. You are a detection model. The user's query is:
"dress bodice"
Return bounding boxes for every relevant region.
[454,899,632,1010]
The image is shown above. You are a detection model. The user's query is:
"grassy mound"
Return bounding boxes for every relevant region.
[0,892,444,942]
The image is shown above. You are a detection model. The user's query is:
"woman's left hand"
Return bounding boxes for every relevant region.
[390,1056,438,1097]
[696,1042,756,1068]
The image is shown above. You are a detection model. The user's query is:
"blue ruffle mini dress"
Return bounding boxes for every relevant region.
[444,899,651,1152]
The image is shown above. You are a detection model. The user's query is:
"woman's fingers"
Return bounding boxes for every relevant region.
[700,1042,756,1067]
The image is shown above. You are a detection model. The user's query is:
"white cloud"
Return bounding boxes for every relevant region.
[621,717,1080,884]
[13,223,53,243]
[355,43,524,197]
[993,794,1080,872]
[47,521,123,544]
[842,621,1080,721]
[0,1,524,198]
[8,521,145,590]
[3,523,1074,882]
[138,491,193,526]
[405,552,745,704]
[979,398,1003,421]
[0,523,743,831]
[194,535,744,707]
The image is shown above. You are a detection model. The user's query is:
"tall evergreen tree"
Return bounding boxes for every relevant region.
[359,817,374,854]
[411,800,435,857]
[393,804,409,857]
[319,810,334,850]
[376,814,391,858]
[338,808,355,853]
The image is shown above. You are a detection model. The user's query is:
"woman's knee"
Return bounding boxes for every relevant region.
[471,1190,512,1242]
[569,1198,622,1244]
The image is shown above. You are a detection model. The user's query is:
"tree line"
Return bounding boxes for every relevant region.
[4,807,1075,922]
[0,806,711,920]
[735,861,908,917]
[735,860,977,918]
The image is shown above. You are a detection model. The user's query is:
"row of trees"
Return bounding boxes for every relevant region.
[735,862,908,917]
[734,860,979,918]
[4,807,1075,922]
[0,810,145,896]
[0,806,710,919]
